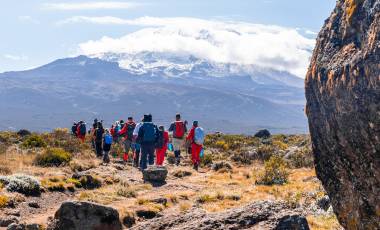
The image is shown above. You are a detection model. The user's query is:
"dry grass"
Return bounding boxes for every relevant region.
[307,214,342,230]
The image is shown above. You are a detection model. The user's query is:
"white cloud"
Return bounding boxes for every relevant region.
[43,2,139,10]
[77,17,315,78]
[18,16,40,24]
[3,54,29,61]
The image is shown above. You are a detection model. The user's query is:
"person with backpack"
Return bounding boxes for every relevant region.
[103,129,112,164]
[168,114,187,166]
[93,122,104,158]
[155,126,169,166]
[71,122,78,137]
[186,121,205,171]
[113,121,121,143]
[132,117,144,168]
[119,117,136,162]
[76,121,87,143]
[137,114,158,170]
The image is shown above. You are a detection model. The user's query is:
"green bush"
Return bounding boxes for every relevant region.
[257,145,275,161]
[34,148,72,167]
[256,155,289,185]
[22,134,47,148]
[201,152,213,167]
[43,128,89,153]
[287,147,314,168]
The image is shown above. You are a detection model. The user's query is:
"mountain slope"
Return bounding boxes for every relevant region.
[0,55,307,133]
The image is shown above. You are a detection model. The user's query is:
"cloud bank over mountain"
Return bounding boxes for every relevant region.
[75,17,315,78]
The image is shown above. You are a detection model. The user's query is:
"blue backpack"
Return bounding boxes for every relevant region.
[104,134,113,145]
[141,123,157,143]
[194,127,205,145]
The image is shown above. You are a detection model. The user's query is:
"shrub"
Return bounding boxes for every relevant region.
[201,152,213,167]
[0,174,41,196]
[34,148,72,167]
[287,147,314,168]
[0,194,10,208]
[256,155,289,185]
[231,152,252,165]
[78,175,102,189]
[22,134,47,148]
[0,143,7,155]
[196,193,217,203]
[117,186,137,198]
[0,165,12,175]
[257,145,275,161]
[44,128,87,153]
[211,161,233,172]
[172,169,192,178]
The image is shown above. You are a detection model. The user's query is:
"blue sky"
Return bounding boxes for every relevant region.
[0,0,336,73]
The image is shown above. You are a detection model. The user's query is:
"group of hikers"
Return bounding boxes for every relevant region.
[71,114,205,171]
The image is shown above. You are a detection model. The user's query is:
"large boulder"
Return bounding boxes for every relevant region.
[131,201,309,230]
[47,201,122,230]
[305,0,380,229]
[142,166,168,182]
[254,129,271,138]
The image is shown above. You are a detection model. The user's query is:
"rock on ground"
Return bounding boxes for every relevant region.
[46,201,122,230]
[305,0,380,229]
[142,166,168,182]
[131,201,309,230]
[254,129,271,138]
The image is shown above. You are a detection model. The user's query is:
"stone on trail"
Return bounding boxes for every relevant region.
[142,166,168,182]
[254,129,271,138]
[46,201,122,230]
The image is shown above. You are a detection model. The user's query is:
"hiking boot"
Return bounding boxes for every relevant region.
[194,163,199,171]
[175,157,180,166]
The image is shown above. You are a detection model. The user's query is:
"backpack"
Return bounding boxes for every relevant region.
[141,123,157,143]
[155,130,165,149]
[114,124,121,135]
[104,134,113,145]
[127,123,136,141]
[174,121,185,138]
[194,127,205,145]
[79,123,86,136]
[95,128,103,142]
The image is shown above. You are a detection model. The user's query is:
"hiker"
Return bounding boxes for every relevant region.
[113,121,121,143]
[132,117,144,168]
[92,119,98,129]
[186,121,205,171]
[103,129,112,164]
[137,114,158,170]
[71,122,78,137]
[169,114,187,165]
[119,117,136,162]
[93,122,104,158]
[76,121,86,143]
[155,126,169,166]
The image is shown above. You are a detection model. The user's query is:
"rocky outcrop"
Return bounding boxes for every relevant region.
[305,0,380,229]
[47,201,122,230]
[142,166,168,183]
[131,201,309,230]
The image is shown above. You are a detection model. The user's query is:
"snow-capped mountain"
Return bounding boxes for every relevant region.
[0,54,307,133]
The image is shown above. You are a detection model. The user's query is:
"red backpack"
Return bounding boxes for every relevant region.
[174,121,185,138]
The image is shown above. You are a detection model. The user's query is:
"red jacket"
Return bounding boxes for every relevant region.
[163,131,169,146]
[186,126,196,143]
[119,121,136,139]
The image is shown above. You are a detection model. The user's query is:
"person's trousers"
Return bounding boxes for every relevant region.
[191,143,202,165]
[134,143,141,167]
[141,143,155,170]
[78,135,85,143]
[95,141,103,157]
[155,146,167,166]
